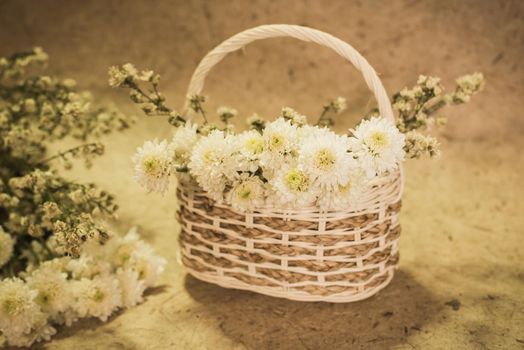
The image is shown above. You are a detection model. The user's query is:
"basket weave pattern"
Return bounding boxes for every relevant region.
[178,170,402,302]
[178,24,404,302]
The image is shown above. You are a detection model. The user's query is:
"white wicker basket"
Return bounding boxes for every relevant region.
[177,24,404,303]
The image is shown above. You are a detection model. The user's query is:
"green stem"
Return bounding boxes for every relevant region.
[423,98,447,115]
[315,106,330,125]
[37,142,99,165]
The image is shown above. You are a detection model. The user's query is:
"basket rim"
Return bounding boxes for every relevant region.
[177,166,404,216]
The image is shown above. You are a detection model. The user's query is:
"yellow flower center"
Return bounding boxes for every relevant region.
[203,149,216,164]
[236,184,253,200]
[142,157,162,176]
[284,169,309,192]
[245,138,264,154]
[92,288,105,302]
[314,149,336,170]
[339,182,351,193]
[269,134,285,151]
[2,296,23,315]
[369,131,389,148]
[37,292,52,306]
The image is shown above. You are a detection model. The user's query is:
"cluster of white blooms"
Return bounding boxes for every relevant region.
[0,228,166,348]
[0,226,15,268]
[133,105,405,211]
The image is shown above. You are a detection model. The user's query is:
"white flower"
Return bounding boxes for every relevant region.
[107,228,166,288]
[298,124,333,139]
[5,319,55,348]
[129,246,167,288]
[73,275,122,322]
[271,166,317,207]
[171,122,199,168]
[132,139,174,195]
[260,118,298,174]
[298,132,357,190]
[217,106,238,120]
[116,268,146,308]
[0,278,52,347]
[189,130,236,202]
[26,266,72,319]
[233,130,265,173]
[226,176,266,212]
[0,226,15,268]
[350,117,405,177]
[281,107,307,126]
[317,169,368,210]
[66,255,112,279]
[332,96,347,114]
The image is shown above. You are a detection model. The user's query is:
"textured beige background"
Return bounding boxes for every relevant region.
[1,0,524,349]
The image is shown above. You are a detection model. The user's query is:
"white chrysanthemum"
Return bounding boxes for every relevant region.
[132,139,174,195]
[233,130,265,173]
[129,247,167,288]
[73,275,122,322]
[298,124,334,139]
[298,132,357,190]
[107,228,166,288]
[0,278,50,343]
[226,176,266,212]
[5,318,56,348]
[271,166,317,207]
[116,268,146,308]
[66,255,112,279]
[317,169,368,210]
[350,117,405,177]
[0,226,15,268]
[260,118,299,173]
[26,267,72,319]
[171,122,199,167]
[189,130,236,201]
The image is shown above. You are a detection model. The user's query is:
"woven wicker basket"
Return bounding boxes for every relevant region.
[177,24,404,303]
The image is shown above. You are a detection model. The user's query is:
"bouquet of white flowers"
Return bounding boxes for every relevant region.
[0,48,166,348]
[111,24,483,303]
[111,69,483,212]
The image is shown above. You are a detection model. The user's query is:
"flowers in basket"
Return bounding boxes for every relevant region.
[0,49,165,348]
[109,64,484,212]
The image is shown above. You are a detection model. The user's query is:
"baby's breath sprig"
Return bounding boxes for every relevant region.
[393,73,484,133]
[188,94,208,124]
[315,96,347,127]
[390,72,484,158]
[0,47,48,80]
[38,142,104,169]
[246,113,266,132]
[217,106,237,127]
[0,47,133,268]
[108,63,187,125]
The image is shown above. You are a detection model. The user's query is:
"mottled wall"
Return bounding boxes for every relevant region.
[1,1,523,349]
[1,0,522,136]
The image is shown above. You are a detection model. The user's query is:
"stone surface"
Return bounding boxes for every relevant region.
[0,0,523,349]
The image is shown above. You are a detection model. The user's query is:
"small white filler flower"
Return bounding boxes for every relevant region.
[0,226,15,268]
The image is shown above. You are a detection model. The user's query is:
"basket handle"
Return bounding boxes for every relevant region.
[183,24,394,121]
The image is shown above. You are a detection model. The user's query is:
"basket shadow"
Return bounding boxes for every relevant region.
[184,269,441,350]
